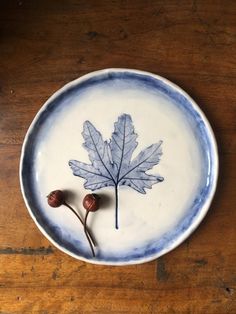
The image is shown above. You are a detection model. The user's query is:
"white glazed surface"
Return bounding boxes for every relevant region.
[35,80,201,253]
[20,69,218,264]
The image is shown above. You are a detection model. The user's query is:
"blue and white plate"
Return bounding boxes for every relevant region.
[20,69,218,265]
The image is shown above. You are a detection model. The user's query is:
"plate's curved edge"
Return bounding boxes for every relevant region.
[19,68,219,265]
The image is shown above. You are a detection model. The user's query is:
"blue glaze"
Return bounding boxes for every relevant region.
[20,70,217,264]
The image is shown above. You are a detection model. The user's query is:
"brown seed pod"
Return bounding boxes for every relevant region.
[83,194,100,212]
[47,190,65,207]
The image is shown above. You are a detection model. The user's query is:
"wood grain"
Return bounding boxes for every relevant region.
[0,0,235,313]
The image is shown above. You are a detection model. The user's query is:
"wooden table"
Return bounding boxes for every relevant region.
[0,1,235,313]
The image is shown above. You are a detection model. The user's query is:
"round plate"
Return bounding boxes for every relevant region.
[20,69,218,265]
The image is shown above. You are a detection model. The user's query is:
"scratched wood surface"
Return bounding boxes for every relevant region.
[0,0,236,313]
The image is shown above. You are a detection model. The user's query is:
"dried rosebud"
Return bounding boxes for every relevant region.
[83,194,100,212]
[47,190,65,207]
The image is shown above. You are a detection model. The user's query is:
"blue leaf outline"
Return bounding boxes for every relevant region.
[69,113,164,229]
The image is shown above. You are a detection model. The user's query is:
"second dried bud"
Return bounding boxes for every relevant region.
[83,194,100,212]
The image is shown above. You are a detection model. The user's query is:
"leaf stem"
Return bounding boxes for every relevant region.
[84,211,95,257]
[115,185,119,229]
[64,202,96,247]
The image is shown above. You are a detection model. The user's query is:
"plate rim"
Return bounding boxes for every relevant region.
[19,68,219,265]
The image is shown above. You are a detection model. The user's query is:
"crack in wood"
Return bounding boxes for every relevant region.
[0,246,54,255]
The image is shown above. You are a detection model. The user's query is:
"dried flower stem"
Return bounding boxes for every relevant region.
[84,210,95,257]
[64,202,96,247]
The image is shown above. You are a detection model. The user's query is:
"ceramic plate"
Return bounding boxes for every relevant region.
[20,69,218,265]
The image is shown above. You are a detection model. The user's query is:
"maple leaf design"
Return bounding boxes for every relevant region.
[69,114,164,229]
